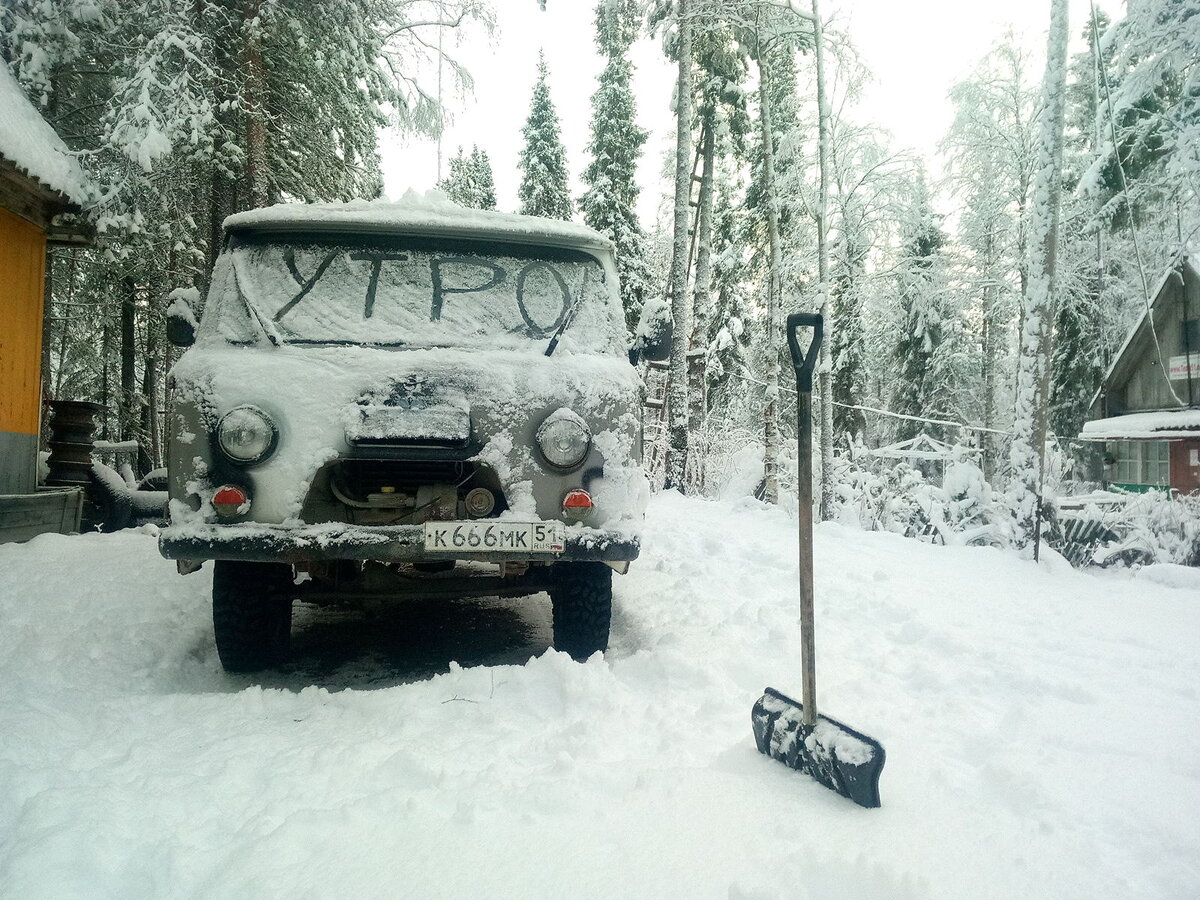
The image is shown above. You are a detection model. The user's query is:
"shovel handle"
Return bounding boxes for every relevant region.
[786,313,823,394]
[787,313,822,727]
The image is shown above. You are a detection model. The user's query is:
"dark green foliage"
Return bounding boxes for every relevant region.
[440,145,497,210]
[831,232,867,442]
[518,52,573,220]
[580,0,650,333]
[891,185,950,443]
[1049,272,1105,478]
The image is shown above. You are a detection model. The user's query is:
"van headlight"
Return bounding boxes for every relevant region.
[216,405,277,464]
[536,408,591,470]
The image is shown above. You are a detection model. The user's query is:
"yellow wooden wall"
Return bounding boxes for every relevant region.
[0,206,47,438]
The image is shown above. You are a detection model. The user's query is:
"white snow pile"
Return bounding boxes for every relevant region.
[2,494,1199,898]
[0,65,90,205]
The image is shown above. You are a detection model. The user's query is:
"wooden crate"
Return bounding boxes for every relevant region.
[0,487,84,543]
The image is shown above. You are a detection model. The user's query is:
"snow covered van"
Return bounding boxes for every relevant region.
[159,196,664,672]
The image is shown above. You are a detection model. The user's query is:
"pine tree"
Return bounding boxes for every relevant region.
[663,0,694,491]
[1049,276,1103,456]
[891,179,951,443]
[704,163,754,409]
[580,0,650,334]
[440,147,474,205]
[468,146,497,210]
[440,145,497,209]
[1080,0,1189,231]
[830,210,868,443]
[518,52,573,220]
[689,26,749,447]
[1051,11,1113,481]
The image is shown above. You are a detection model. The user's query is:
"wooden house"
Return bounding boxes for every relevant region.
[1080,251,1200,493]
[0,65,90,540]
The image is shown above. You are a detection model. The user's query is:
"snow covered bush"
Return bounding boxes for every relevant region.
[1071,491,1200,568]
[830,452,1007,546]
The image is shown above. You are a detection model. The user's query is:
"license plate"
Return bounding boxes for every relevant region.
[422,521,565,554]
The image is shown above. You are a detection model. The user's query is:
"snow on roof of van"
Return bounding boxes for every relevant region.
[0,65,90,207]
[223,191,614,252]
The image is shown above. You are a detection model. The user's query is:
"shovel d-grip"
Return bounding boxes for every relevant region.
[786,312,823,395]
[752,311,886,809]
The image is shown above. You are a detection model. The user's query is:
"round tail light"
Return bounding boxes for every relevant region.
[213,485,250,518]
[562,488,593,521]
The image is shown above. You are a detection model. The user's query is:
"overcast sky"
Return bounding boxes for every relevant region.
[378,0,1121,224]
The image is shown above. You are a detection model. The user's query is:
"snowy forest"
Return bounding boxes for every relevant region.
[3,0,1198,560]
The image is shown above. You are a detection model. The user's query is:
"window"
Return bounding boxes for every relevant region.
[1113,441,1138,483]
[1109,440,1171,488]
[1146,440,1171,485]
[1184,318,1200,352]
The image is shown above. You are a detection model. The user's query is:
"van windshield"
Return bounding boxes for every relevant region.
[214,235,626,355]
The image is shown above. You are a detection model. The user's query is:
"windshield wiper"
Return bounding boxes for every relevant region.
[544,267,590,357]
[232,253,284,346]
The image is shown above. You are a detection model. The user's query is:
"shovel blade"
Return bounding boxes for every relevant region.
[752,687,885,809]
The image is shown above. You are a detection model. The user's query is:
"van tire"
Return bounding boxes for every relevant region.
[212,560,294,673]
[549,562,612,660]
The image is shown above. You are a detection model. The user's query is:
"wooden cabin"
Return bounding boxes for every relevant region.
[1080,251,1200,493]
[0,65,90,540]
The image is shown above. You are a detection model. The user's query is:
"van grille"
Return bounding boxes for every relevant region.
[332,459,473,500]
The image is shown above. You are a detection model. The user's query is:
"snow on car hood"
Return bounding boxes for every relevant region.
[169,343,647,532]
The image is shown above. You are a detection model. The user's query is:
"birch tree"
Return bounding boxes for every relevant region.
[1009,0,1070,554]
[942,36,1039,477]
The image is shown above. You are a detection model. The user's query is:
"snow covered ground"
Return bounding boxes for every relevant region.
[2,493,1198,899]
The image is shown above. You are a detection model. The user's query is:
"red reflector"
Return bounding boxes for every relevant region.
[562,489,593,509]
[213,485,249,516]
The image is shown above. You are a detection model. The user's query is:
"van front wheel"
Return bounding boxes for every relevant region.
[549,562,612,660]
[212,560,294,673]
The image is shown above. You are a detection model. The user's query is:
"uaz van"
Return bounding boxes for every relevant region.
[159,197,667,672]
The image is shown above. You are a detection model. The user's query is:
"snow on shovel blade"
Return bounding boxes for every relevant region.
[752,687,885,809]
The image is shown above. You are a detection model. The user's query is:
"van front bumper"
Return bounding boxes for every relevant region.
[158,520,640,565]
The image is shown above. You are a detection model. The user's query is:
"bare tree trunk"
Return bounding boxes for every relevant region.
[688,114,716,489]
[981,228,998,481]
[243,0,270,209]
[811,0,834,520]
[100,318,111,441]
[757,53,783,506]
[664,0,694,491]
[41,251,55,408]
[120,278,137,442]
[53,252,78,399]
[1009,0,1069,556]
[139,310,159,473]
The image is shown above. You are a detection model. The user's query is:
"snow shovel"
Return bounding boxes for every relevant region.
[751,312,886,809]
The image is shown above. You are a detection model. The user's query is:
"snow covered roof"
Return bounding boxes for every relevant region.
[223,192,614,254]
[0,65,89,207]
[1079,408,1200,441]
